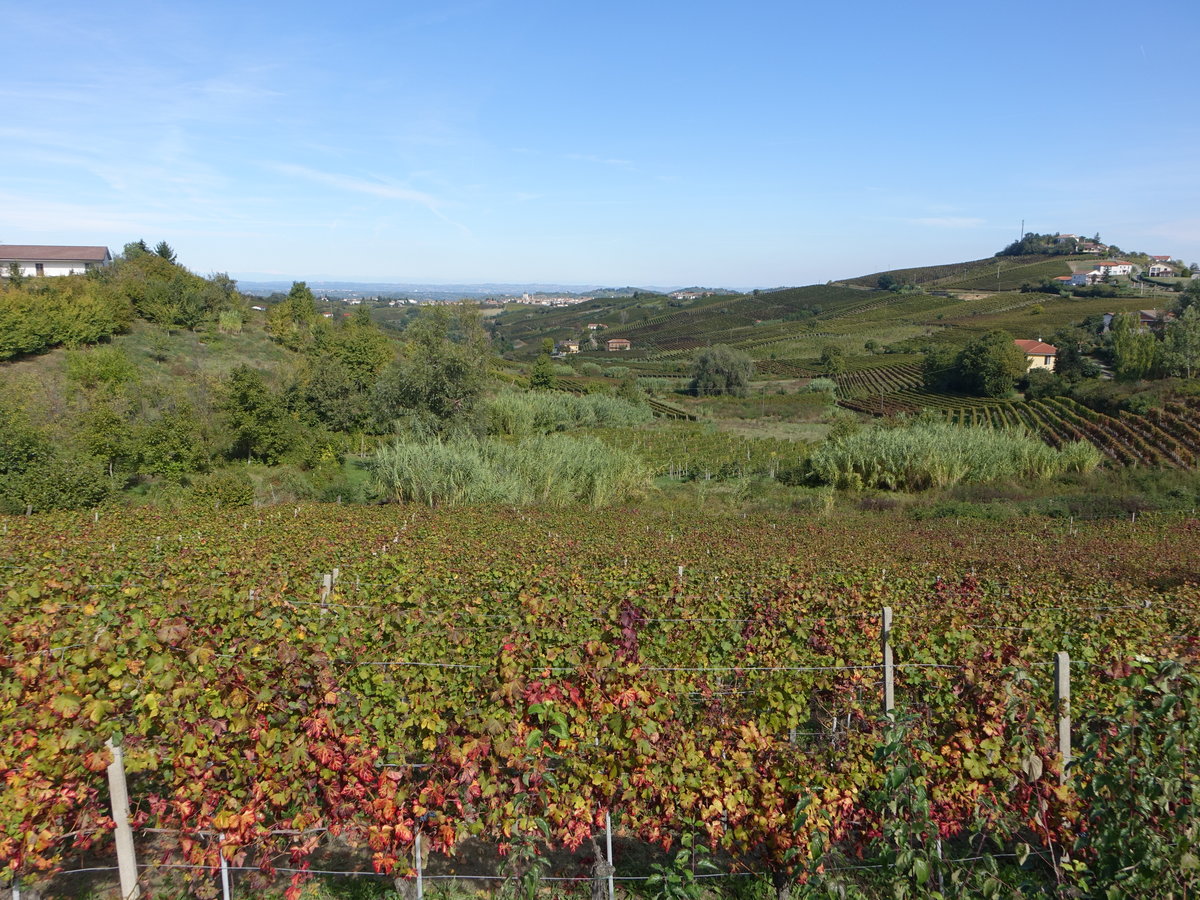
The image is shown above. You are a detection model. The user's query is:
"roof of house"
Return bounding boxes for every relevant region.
[1096,260,1130,267]
[1014,339,1057,356]
[1151,255,1172,261]
[0,245,111,261]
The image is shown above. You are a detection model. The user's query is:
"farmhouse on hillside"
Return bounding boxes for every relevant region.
[606,338,631,351]
[1014,339,1057,370]
[0,245,112,277]
[1094,260,1133,277]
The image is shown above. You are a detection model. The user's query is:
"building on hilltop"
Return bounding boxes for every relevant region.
[606,338,631,351]
[0,245,112,277]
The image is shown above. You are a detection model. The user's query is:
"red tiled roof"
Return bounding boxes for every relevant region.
[1096,260,1130,267]
[1014,339,1057,356]
[0,244,111,261]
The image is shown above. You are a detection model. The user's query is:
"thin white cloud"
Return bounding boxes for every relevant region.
[271,164,470,235]
[566,153,634,168]
[272,163,436,207]
[908,216,988,228]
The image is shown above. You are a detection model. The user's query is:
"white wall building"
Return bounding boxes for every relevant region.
[0,245,112,277]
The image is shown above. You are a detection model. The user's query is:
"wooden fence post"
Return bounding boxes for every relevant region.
[1055,651,1071,783]
[105,738,141,899]
[881,607,894,716]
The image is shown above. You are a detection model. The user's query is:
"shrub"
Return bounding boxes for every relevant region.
[187,468,255,509]
[0,452,112,513]
[1070,660,1200,896]
[64,345,140,391]
[806,377,838,394]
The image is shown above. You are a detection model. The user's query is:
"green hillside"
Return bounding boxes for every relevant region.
[839,254,1086,291]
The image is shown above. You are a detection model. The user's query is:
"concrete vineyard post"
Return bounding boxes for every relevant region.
[606,811,615,900]
[219,835,232,900]
[1055,651,1071,783]
[105,738,141,899]
[415,830,423,900]
[881,607,894,716]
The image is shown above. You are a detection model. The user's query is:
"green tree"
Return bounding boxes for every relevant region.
[266,281,319,349]
[688,345,754,397]
[221,366,296,464]
[135,403,210,480]
[921,345,960,392]
[1164,305,1200,378]
[153,241,177,263]
[370,304,492,434]
[1109,314,1161,381]
[80,402,136,478]
[530,339,556,391]
[955,330,1027,397]
[1177,279,1200,312]
[1051,328,1102,381]
[121,239,149,258]
[819,344,846,375]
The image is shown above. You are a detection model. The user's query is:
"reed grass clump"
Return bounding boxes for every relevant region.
[809,421,1101,491]
[483,389,651,437]
[367,433,649,507]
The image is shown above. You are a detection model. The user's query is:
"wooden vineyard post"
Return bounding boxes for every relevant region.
[105,738,141,899]
[881,607,894,717]
[1055,651,1071,783]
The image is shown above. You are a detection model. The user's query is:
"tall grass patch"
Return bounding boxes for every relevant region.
[483,389,651,437]
[367,433,649,507]
[809,421,1101,491]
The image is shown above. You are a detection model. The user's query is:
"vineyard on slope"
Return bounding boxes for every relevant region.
[2,507,1198,897]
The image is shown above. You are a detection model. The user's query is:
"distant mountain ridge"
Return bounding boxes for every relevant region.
[234,279,687,298]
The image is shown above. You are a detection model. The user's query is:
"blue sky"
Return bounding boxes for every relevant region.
[2,0,1198,288]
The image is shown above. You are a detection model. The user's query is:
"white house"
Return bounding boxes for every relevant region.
[0,245,112,277]
[1146,263,1175,277]
[1014,339,1057,370]
[1094,260,1133,277]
